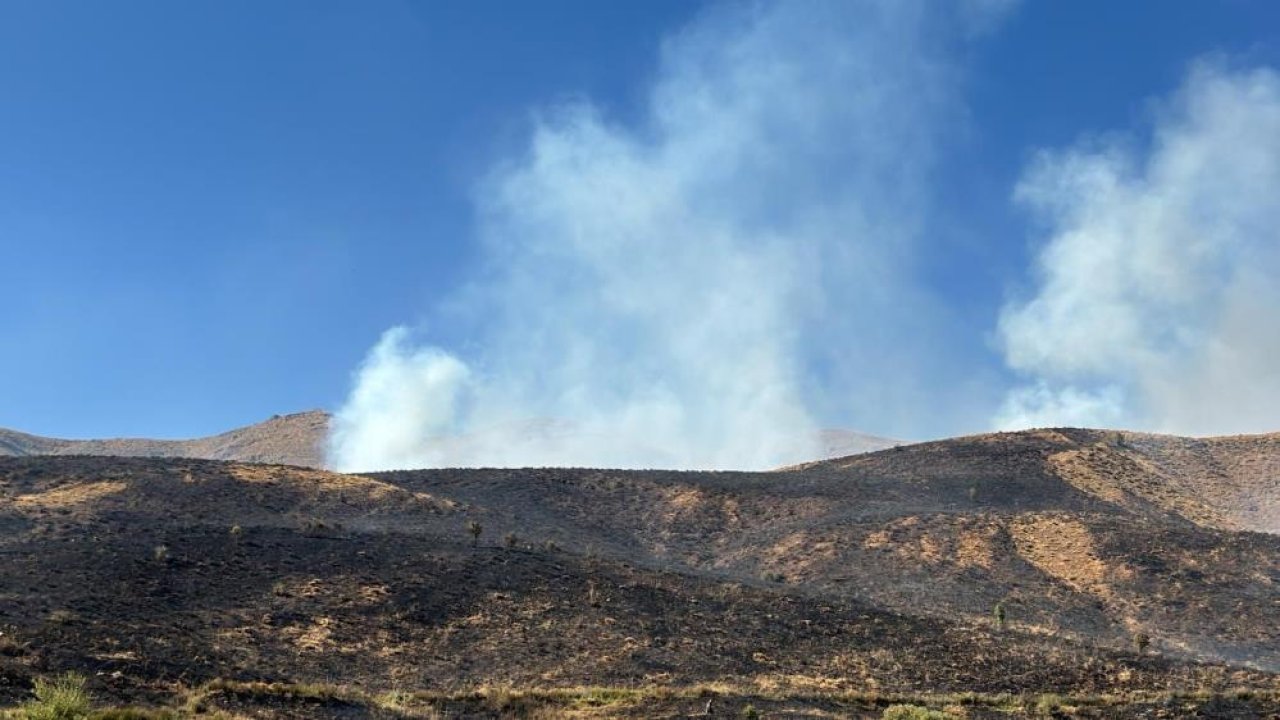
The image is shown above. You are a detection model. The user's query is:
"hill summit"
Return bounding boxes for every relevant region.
[0,410,329,468]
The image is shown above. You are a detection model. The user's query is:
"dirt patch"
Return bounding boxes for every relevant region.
[13,480,126,509]
[1010,514,1128,599]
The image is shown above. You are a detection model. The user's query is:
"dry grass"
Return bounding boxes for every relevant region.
[17,681,1277,720]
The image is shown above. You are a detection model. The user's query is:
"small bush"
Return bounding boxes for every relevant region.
[1034,693,1067,715]
[301,519,327,533]
[46,610,78,626]
[572,688,637,707]
[0,633,28,656]
[504,532,518,549]
[882,705,946,720]
[376,689,415,711]
[467,521,483,546]
[152,545,169,562]
[1134,632,1151,653]
[741,703,761,718]
[22,672,91,719]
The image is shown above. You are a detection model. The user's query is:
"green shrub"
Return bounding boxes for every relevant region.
[22,672,91,719]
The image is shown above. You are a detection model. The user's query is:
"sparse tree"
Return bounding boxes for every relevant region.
[467,520,483,547]
[993,601,1006,630]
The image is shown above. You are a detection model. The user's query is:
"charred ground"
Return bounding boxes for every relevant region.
[0,427,1278,717]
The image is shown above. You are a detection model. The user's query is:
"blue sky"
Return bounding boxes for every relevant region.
[2,0,691,437]
[4,2,1280,459]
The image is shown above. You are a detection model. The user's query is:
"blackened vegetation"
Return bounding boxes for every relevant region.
[0,433,1278,717]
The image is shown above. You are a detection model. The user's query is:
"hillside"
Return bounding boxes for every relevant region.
[0,428,1278,717]
[0,411,330,468]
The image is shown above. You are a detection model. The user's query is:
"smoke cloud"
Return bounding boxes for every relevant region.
[331,6,1280,470]
[330,1,999,471]
[998,62,1280,434]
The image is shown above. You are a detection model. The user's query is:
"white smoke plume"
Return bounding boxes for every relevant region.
[330,1,999,471]
[998,62,1280,435]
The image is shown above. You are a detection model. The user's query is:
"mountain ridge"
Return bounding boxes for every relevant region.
[0,410,330,468]
[0,411,902,470]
